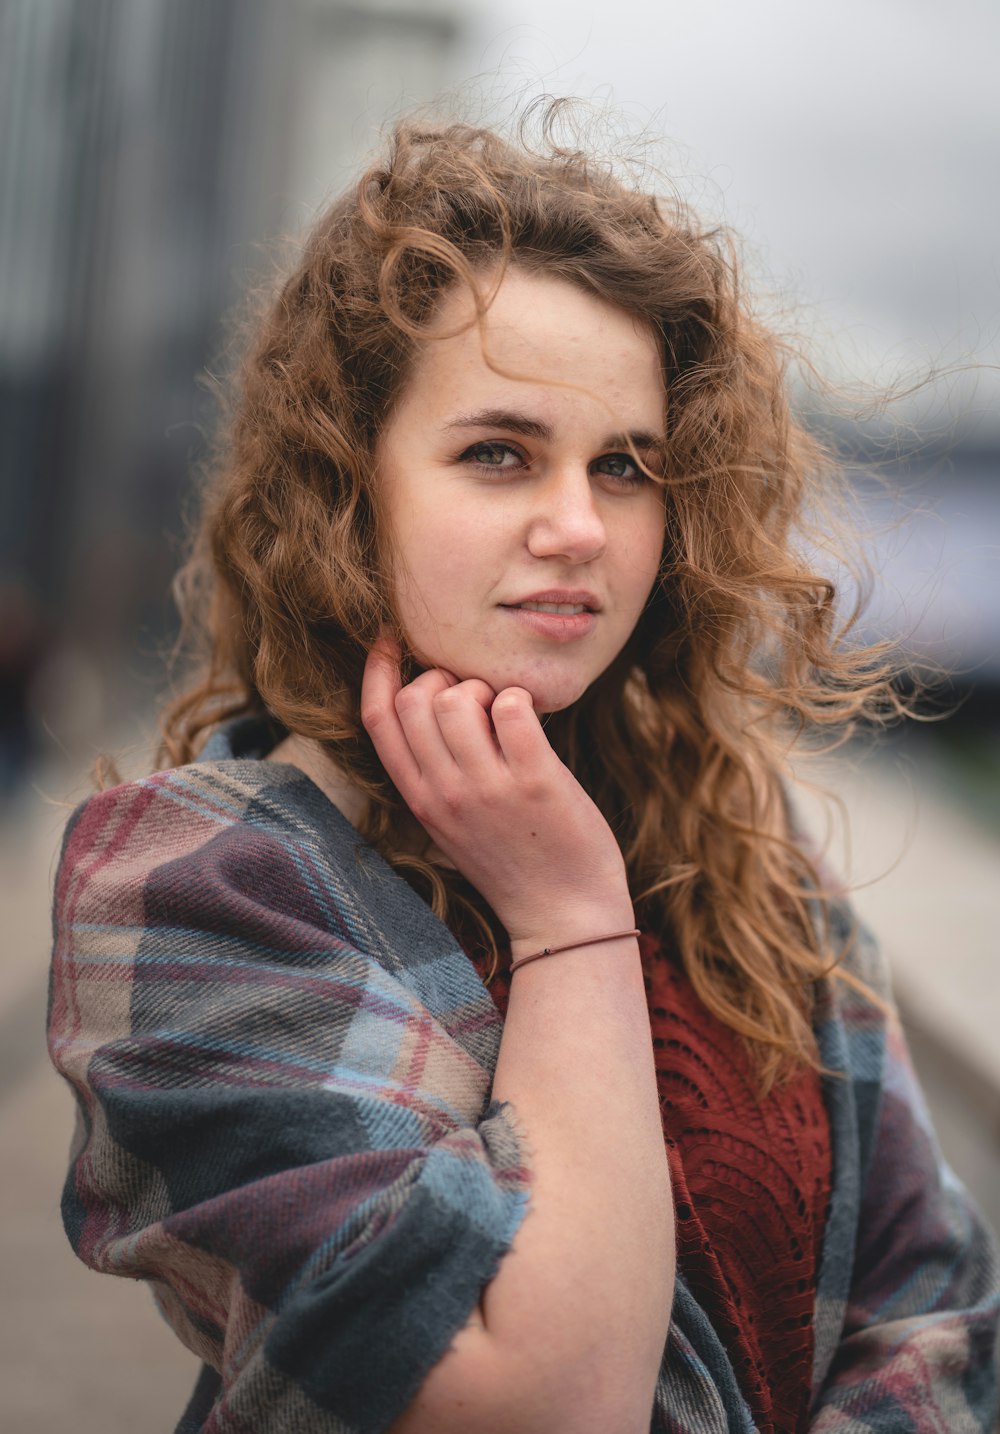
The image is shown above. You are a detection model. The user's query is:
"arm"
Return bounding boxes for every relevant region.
[390,931,673,1434]
[810,924,1000,1431]
[363,644,675,1434]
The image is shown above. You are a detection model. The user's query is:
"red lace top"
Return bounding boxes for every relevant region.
[466,928,832,1434]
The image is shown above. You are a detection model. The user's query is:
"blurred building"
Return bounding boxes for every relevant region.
[2,12,998,1424]
[0,0,462,783]
[1,0,997,793]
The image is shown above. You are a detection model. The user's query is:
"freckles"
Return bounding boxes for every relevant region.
[617,522,665,579]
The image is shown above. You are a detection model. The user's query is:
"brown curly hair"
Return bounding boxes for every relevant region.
[161,106,903,1090]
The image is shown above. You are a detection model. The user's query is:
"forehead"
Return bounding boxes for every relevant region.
[391,267,665,428]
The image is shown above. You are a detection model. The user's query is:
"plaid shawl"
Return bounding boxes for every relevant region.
[47,726,1000,1432]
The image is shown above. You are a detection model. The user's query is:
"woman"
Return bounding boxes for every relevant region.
[48,113,999,1433]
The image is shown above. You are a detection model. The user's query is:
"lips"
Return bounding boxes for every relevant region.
[517,601,588,614]
[501,589,600,613]
[500,595,599,643]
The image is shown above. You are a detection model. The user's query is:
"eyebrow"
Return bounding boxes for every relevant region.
[443,407,667,455]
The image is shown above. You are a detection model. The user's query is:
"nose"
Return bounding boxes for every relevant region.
[525,469,607,564]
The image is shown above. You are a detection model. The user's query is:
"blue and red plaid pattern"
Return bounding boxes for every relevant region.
[48,728,1000,1432]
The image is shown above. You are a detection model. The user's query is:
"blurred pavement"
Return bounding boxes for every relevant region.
[2,742,999,1431]
[0,773,199,1434]
[792,742,1000,1235]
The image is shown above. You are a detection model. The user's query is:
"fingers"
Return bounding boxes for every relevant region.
[393,668,461,776]
[432,678,499,776]
[360,634,424,793]
[360,631,403,732]
[362,633,495,797]
[490,687,551,771]
[363,631,548,812]
[360,639,459,791]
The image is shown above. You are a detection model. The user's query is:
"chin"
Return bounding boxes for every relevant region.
[484,665,594,715]
[529,687,588,715]
[413,644,600,714]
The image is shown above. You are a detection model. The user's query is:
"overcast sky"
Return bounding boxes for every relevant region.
[454,0,1000,437]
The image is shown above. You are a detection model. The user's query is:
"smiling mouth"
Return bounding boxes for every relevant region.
[510,601,589,615]
[499,603,598,642]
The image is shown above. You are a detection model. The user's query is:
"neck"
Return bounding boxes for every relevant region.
[267,732,455,867]
[266,733,369,829]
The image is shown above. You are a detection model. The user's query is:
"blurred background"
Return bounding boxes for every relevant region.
[2,0,998,1428]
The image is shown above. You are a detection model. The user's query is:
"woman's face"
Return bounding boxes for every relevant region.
[376,267,667,713]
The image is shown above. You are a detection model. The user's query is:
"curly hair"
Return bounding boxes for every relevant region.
[160,106,903,1091]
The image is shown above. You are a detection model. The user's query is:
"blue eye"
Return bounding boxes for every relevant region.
[463,441,524,469]
[458,441,653,487]
[593,453,645,487]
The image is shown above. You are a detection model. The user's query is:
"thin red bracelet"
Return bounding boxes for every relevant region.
[509,928,641,974]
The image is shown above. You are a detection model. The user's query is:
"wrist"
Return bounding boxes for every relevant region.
[509,926,641,973]
[506,899,638,964]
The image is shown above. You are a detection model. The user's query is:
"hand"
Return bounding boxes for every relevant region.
[360,634,632,945]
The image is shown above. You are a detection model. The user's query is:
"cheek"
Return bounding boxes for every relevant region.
[392,543,476,639]
[395,495,509,593]
[391,489,486,561]
[625,507,667,594]
[385,498,442,590]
